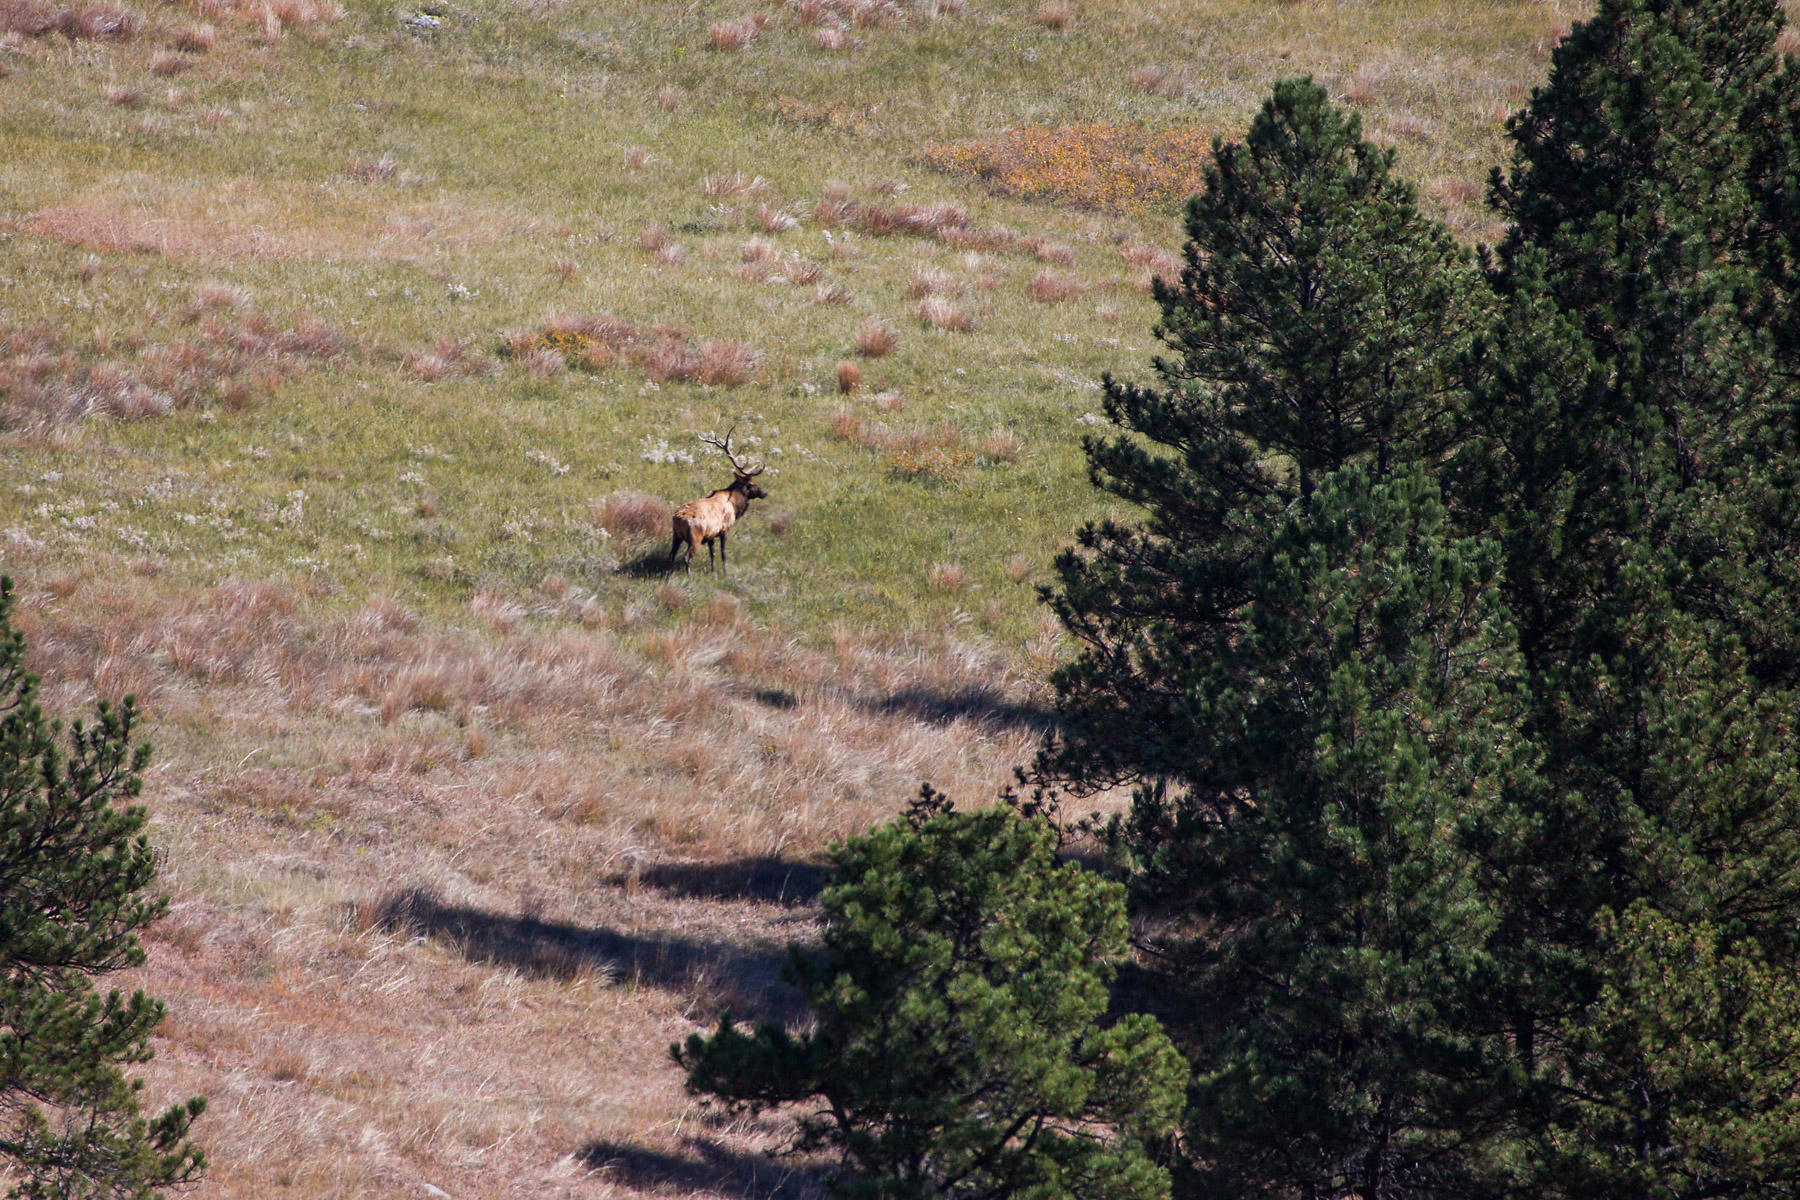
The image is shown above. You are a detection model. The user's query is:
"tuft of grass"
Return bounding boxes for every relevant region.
[836,360,862,394]
[172,21,214,51]
[707,15,761,50]
[914,296,976,331]
[980,428,1022,462]
[856,318,899,357]
[592,491,674,542]
[1035,2,1072,30]
[928,562,969,592]
[1026,269,1084,302]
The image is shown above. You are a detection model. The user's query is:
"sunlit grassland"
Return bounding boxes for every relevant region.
[1,0,1594,649]
[0,0,1703,1194]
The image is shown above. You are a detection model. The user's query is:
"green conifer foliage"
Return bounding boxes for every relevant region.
[1047,77,1490,796]
[1102,467,1526,1200]
[0,577,205,1199]
[674,795,1187,1200]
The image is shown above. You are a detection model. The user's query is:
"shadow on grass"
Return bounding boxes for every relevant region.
[639,858,827,906]
[617,545,680,578]
[369,887,804,1022]
[860,684,1060,735]
[578,1139,822,1200]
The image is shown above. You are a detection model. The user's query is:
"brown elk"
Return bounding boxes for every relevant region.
[669,424,768,573]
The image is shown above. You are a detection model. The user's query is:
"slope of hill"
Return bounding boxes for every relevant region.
[0,0,1607,1194]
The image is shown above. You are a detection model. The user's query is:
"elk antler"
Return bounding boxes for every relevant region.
[698,422,764,476]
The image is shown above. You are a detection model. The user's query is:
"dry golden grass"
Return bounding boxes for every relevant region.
[922,123,1221,214]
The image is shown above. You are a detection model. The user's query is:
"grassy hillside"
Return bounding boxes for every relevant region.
[0,0,1642,1194]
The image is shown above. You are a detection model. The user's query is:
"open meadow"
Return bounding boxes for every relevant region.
[0,0,1713,1193]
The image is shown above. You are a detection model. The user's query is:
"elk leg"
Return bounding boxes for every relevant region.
[669,533,682,573]
[719,530,728,570]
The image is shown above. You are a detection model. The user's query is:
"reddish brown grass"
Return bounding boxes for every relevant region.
[855,318,899,357]
[1027,269,1084,302]
[707,15,760,49]
[172,20,214,50]
[591,491,673,542]
[928,562,969,592]
[1034,1,1071,29]
[0,0,139,39]
[836,360,862,394]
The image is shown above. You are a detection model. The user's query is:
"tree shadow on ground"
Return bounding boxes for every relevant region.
[638,858,827,906]
[859,684,1060,735]
[578,1139,823,1200]
[369,887,804,1023]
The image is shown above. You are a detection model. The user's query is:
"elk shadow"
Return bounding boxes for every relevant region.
[618,545,681,578]
[860,684,1060,735]
[577,1139,822,1200]
[638,858,827,906]
[369,887,804,1023]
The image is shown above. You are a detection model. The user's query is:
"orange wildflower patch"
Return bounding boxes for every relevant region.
[921,122,1220,214]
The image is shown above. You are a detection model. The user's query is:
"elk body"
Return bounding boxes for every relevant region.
[670,426,767,573]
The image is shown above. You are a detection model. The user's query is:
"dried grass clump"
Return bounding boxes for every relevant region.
[1002,554,1033,582]
[923,122,1217,214]
[172,20,214,49]
[1026,269,1084,303]
[641,338,759,387]
[508,312,641,371]
[1034,2,1071,29]
[1777,27,1800,55]
[814,282,852,305]
[637,225,672,253]
[827,407,862,441]
[1024,236,1075,265]
[739,237,776,263]
[815,26,857,50]
[980,428,1021,462]
[624,145,650,170]
[755,204,798,233]
[658,84,684,108]
[1380,113,1433,142]
[701,172,768,200]
[914,296,975,332]
[403,338,496,382]
[905,263,963,299]
[928,562,969,592]
[766,509,794,535]
[1130,64,1176,95]
[854,200,968,238]
[522,347,565,377]
[836,360,862,394]
[591,491,673,542]
[0,0,139,39]
[348,153,396,182]
[655,242,689,267]
[1345,67,1379,105]
[781,257,823,285]
[104,84,143,106]
[1121,241,1183,290]
[856,318,899,357]
[1,307,345,431]
[707,14,761,49]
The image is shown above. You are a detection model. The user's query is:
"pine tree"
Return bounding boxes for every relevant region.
[1046,77,1491,796]
[674,793,1187,1200]
[0,577,206,1199]
[1095,466,1527,1200]
[1462,6,1800,1191]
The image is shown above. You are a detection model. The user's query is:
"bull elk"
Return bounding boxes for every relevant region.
[669,424,768,573]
